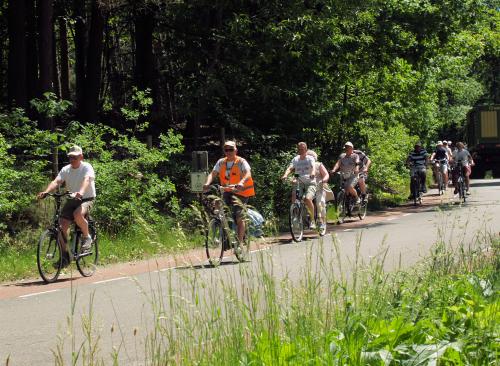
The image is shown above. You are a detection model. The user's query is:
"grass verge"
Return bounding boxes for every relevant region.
[53,229,499,365]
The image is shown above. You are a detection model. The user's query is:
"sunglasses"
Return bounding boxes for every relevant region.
[68,155,79,160]
[224,148,235,152]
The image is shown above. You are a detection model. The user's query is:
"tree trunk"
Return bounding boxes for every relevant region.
[38,0,58,176]
[26,0,39,105]
[83,0,105,122]
[38,0,54,116]
[7,0,27,108]
[58,17,70,100]
[52,21,61,98]
[73,0,87,120]
[134,5,154,92]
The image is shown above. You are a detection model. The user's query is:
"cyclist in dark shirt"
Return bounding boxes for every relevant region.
[430,141,451,191]
[406,142,429,198]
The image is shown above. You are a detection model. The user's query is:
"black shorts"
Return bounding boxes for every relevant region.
[61,198,94,220]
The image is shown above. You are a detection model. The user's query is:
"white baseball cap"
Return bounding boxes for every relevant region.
[344,141,354,148]
[67,145,83,156]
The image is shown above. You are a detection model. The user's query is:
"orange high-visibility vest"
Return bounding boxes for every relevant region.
[219,157,255,197]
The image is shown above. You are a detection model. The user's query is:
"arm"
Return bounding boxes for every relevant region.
[203,171,218,191]
[319,163,329,183]
[37,177,63,199]
[364,158,372,172]
[430,152,436,161]
[331,161,340,173]
[236,169,252,190]
[281,165,294,180]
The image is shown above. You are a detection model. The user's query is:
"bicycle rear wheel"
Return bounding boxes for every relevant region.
[37,229,62,283]
[289,203,304,242]
[205,218,225,266]
[76,223,99,277]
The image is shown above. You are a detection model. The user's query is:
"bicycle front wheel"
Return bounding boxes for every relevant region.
[289,203,304,242]
[358,196,368,220]
[235,225,251,262]
[336,191,347,224]
[76,224,99,277]
[459,178,466,203]
[37,229,62,283]
[205,218,225,266]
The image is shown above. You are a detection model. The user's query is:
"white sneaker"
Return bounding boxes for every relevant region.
[309,221,316,229]
[81,235,93,252]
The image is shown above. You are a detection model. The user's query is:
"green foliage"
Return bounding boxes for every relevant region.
[366,124,416,197]
[63,121,184,232]
[30,92,72,119]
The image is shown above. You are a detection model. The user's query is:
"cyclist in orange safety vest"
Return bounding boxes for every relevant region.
[203,140,255,243]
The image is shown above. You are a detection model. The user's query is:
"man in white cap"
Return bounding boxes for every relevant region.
[331,142,361,204]
[282,142,317,228]
[203,140,255,244]
[38,145,96,266]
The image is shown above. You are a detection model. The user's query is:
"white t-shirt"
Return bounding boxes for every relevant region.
[57,162,96,199]
[289,155,316,184]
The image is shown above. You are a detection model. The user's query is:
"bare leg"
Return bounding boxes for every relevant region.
[304,197,315,219]
[237,217,245,243]
[73,206,89,237]
[59,218,71,255]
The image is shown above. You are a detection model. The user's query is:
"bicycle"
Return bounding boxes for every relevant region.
[409,163,424,206]
[202,184,251,266]
[37,192,98,283]
[288,175,326,242]
[453,160,467,203]
[432,159,447,195]
[335,172,368,224]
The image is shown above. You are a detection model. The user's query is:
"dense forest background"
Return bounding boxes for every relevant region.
[0,0,498,236]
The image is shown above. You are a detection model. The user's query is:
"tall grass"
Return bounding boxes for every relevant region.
[55,228,499,365]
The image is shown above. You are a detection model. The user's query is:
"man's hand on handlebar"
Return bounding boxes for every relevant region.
[37,191,48,199]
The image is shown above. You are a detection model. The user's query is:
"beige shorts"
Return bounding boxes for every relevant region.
[299,182,317,201]
[61,198,95,220]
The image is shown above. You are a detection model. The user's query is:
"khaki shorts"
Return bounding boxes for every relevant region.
[299,181,317,201]
[61,198,95,220]
[223,192,249,221]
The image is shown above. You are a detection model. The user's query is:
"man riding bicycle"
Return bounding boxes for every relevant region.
[331,142,361,204]
[406,142,429,199]
[203,140,255,244]
[353,148,371,203]
[306,150,330,232]
[281,142,317,228]
[430,141,451,192]
[37,145,96,267]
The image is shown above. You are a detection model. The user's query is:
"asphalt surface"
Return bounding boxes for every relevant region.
[1,179,499,365]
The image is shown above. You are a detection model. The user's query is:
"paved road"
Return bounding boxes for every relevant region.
[1,179,499,365]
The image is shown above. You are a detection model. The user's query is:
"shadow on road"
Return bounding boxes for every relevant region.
[174,260,242,271]
[8,277,74,287]
[471,180,500,188]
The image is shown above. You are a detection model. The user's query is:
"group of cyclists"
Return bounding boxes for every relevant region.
[36,138,474,270]
[407,140,475,198]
